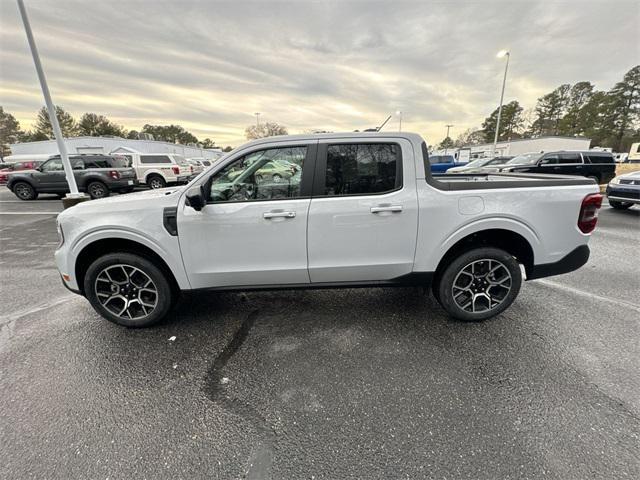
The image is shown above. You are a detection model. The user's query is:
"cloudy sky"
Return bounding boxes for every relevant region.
[1,0,638,146]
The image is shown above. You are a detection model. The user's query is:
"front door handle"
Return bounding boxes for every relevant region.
[263,211,296,219]
[370,205,403,214]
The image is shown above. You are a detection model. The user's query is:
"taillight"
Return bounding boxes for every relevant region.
[578,193,603,233]
[172,166,180,175]
[108,170,121,180]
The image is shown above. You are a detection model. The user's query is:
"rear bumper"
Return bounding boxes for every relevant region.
[107,179,138,189]
[527,245,590,280]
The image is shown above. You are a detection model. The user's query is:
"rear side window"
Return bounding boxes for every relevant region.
[140,155,171,164]
[324,143,401,196]
[584,153,614,164]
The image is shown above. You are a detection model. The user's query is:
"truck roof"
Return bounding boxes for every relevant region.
[240,131,426,149]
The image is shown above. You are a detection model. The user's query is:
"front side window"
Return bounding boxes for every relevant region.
[325,143,400,196]
[540,154,560,165]
[140,155,171,164]
[41,159,64,172]
[209,146,306,202]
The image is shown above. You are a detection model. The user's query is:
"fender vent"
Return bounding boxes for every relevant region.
[163,206,178,236]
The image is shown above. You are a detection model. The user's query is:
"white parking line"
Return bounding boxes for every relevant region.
[0,211,59,215]
[0,295,79,327]
[534,278,640,313]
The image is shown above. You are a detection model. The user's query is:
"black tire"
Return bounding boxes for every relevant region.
[435,247,522,322]
[84,252,175,327]
[147,175,166,189]
[609,200,633,210]
[87,181,110,199]
[12,181,38,200]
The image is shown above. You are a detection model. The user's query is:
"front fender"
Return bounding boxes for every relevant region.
[65,227,191,290]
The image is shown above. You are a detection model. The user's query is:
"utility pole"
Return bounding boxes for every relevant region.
[444,124,454,157]
[254,112,261,127]
[396,111,403,132]
[493,50,510,157]
[17,0,87,208]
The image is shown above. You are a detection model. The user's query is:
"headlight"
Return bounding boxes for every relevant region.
[56,220,65,248]
[609,177,621,185]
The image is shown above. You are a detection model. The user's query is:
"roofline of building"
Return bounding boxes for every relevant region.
[465,135,591,149]
[9,135,223,151]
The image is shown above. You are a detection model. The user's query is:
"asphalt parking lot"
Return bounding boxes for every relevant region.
[0,188,638,479]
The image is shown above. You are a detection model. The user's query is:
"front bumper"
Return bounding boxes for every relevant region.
[606,185,640,204]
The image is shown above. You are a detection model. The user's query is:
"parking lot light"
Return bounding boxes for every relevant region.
[493,50,510,157]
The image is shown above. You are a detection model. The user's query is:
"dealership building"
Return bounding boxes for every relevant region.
[7,136,225,162]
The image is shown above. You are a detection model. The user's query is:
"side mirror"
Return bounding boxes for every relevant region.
[185,186,205,211]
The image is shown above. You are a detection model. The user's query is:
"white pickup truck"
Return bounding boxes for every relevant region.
[55,133,602,327]
[116,152,192,189]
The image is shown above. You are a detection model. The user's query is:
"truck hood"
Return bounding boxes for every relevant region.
[67,186,183,213]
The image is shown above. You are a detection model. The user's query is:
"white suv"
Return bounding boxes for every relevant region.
[118,153,192,189]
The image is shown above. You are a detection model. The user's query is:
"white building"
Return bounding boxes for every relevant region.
[7,136,225,162]
[466,136,592,159]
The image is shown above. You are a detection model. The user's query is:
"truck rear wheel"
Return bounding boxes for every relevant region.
[147,175,166,189]
[84,252,175,327]
[435,247,522,321]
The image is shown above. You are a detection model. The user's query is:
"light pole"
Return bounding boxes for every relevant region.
[493,50,510,157]
[254,112,261,127]
[17,0,87,207]
[444,124,454,156]
[396,110,403,132]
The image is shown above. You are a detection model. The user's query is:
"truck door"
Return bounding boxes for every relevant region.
[32,158,67,191]
[178,143,315,288]
[307,139,419,283]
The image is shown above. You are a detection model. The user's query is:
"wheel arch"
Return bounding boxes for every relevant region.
[434,228,536,282]
[7,177,35,191]
[75,237,181,295]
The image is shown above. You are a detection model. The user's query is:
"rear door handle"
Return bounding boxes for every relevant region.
[263,211,296,219]
[370,205,403,214]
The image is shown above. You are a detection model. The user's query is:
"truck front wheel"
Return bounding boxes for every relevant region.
[435,247,522,321]
[84,252,175,327]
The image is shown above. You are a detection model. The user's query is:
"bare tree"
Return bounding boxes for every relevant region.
[245,122,288,140]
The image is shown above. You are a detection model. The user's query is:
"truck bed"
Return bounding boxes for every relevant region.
[428,172,595,191]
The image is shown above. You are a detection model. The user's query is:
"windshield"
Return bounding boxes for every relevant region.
[174,155,187,164]
[462,159,485,168]
[506,153,543,165]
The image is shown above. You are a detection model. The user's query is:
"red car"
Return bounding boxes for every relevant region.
[0,160,46,185]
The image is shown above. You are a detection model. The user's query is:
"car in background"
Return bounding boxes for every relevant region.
[188,157,214,168]
[606,171,640,209]
[6,154,137,200]
[185,159,204,176]
[0,159,47,184]
[492,151,616,184]
[115,153,191,189]
[428,154,469,173]
[447,156,513,174]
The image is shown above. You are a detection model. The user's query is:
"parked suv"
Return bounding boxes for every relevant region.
[6,154,137,200]
[495,151,616,184]
[116,153,191,189]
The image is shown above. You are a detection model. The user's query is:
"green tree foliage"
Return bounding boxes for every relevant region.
[141,124,199,144]
[0,107,23,159]
[600,65,640,151]
[33,106,79,139]
[201,138,216,148]
[482,100,524,142]
[437,136,455,150]
[222,146,233,152]
[245,122,288,140]
[78,113,126,137]
[558,81,595,135]
[126,130,139,139]
[530,84,571,136]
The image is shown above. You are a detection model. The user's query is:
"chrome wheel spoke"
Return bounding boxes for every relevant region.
[95,263,158,320]
[452,258,512,314]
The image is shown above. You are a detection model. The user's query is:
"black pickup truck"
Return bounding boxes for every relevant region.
[488,151,616,184]
[6,154,138,200]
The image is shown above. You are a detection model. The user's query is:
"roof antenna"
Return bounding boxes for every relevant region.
[376,115,393,131]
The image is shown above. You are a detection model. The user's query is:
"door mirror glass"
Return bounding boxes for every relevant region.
[186,186,205,211]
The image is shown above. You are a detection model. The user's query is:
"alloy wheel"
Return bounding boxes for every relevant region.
[94,264,158,320]
[451,259,512,313]
[15,183,33,200]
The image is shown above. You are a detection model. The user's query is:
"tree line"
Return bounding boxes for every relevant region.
[437,65,639,153]
[0,106,231,159]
